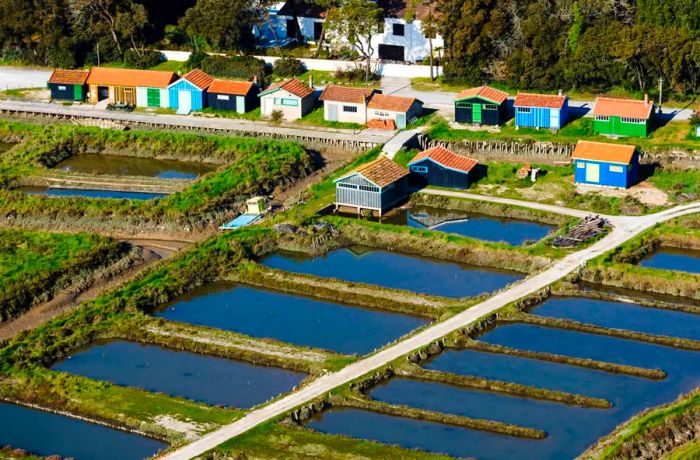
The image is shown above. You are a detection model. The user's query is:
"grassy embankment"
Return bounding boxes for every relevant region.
[0,229,127,322]
[0,122,314,236]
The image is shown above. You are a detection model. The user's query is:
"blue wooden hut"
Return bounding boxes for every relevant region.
[334,156,409,216]
[454,86,509,126]
[407,146,478,190]
[168,69,214,114]
[572,141,639,189]
[514,93,569,130]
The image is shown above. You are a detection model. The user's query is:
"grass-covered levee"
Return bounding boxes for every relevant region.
[0,121,317,238]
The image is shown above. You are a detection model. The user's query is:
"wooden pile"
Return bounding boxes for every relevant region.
[552,215,609,248]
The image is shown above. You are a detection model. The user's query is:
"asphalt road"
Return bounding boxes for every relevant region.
[160,200,700,460]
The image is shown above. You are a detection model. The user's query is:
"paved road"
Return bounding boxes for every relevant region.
[0,100,395,146]
[160,200,700,460]
[381,77,697,122]
[0,66,52,91]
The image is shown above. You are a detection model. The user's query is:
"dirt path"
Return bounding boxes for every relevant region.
[0,244,164,341]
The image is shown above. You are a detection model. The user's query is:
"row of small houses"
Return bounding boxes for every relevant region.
[453,85,655,137]
[335,140,640,215]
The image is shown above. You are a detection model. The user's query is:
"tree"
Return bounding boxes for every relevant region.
[421,6,439,81]
[326,0,384,82]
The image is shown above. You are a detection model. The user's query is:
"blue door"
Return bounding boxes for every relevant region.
[396,113,406,129]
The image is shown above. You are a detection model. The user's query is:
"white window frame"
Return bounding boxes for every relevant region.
[343,105,358,113]
[595,115,610,122]
[517,107,531,113]
[609,165,624,173]
[58,85,67,91]
[411,165,428,173]
[217,95,230,100]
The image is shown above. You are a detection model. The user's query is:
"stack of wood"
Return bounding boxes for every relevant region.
[367,118,397,130]
[551,215,609,248]
[517,164,532,179]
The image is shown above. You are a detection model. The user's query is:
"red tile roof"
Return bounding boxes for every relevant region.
[336,156,409,188]
[572,141,637,164]
[180,68,214,90]
[455,86,509,104]
[367,94,419,113]
[514,93,567,109]
[48,69,90,85]
[319,85,376,104]
[263,78,314,98]
[592,97,654,119]
[208,79,255,95]
[86,67,177,88]
[408,146,478,173]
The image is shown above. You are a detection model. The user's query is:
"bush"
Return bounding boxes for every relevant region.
[186,50,207,70]
[274,58,305,77]
[333,65,378,82]
[270,110,284,124]
[124,50,164,69]
[201,55,267,84]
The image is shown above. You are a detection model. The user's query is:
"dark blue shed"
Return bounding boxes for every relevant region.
[572,141,639,189]
[47,69,90,101]
[407,146,479,190]
[454,86,509,126]
[207,80,260,113]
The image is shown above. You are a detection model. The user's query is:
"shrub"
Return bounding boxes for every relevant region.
[270,110,284,124]
[201,55,267,84]
[333,65,378,82]
[186,50,207,70]
[124,49,164,69]
[274,58,305,77]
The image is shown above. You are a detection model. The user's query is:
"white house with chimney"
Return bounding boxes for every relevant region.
[254,0,443,63]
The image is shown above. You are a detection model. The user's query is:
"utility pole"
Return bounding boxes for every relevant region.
[658,76,664,107]
[96,42,101,66]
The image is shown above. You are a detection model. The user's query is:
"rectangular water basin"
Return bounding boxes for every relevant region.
[55,153,217,179]
[18,186,166,200]
[262,246,523,298]
[639,248,700,275]
[156,283,428,355]
[52,340,305,408]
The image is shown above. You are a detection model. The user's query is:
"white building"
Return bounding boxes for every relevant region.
[319,85,379,124]
[257,0,443,63]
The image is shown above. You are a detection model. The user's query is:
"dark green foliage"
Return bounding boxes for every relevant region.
[201,55,267,84]
[273,58,306,77]
[123,49,164,69]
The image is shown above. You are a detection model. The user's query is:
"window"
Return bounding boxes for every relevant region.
[484,104,498,110]
[359,185,379,192]
[217,95,230,101]
[595,115,610,122]
[392,23,405,36]
[411,165,428,173]
[517,107,531,113]
[374,110,389,117]
[58,85,66,91]
[338,183,358,190]
[343,105,358,113]
[609,165,624,173]
[456,101,472,109]
[274,97,298,107]
[621,117,644,124]
[577,162,586,169]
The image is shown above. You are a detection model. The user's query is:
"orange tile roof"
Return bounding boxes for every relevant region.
[86,67,177,88]
[336,156,409,188]
[208,79,255,95]
[592,97,654,119]
[48,69,90,85]
[408,146,478,173]
[367,94,419,113]
[319,85,376,104]
[514,92,567,109]
[180,68,214,90]
[455,86,509,104]
[572,141,637,164]
[262,78,314,98]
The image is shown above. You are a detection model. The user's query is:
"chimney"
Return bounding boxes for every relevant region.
[644,93,649,106]
[308,74,314,89]
[558,89,563,96]
[252,75,258,85]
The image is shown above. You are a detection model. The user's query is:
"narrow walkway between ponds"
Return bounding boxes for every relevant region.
[160,201,700,460]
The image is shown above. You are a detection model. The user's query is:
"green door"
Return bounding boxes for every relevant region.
[473,103,482,123]
[73,85,83,101]
[146,88,160,108]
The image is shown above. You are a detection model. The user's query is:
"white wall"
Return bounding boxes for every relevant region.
[370,18,444,63]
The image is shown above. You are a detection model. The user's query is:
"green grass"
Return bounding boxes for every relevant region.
[149,60,185,72]
[199,106,262,121]
[666,441,700,460]
[0,87,45,99]
[295,106,364,130]
[271,69,380,88]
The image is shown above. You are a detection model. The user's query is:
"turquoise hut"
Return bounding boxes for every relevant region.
[168,69,214,114]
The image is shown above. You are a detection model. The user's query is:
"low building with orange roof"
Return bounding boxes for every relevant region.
[592,95,654,137]
[319,85,380,125]
[168,68,214,114]
[259,78,316,120]
[47,69,90,101]
[407,146,478,189]
[334,155,409,215]
[207,79,260,113]
[86,67,178,107]
[367,93,422,129]
[454,86,509,126]
[514,92,569,130]
[572,140,639,189]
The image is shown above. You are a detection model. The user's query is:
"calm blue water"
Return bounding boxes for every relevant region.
[533,297,700,340]
[262,247,523,298]
[52,341,305,408]
[0,402,166,460]
[385,206,555,246]
[156,283,427,355]
[312,322,700,459]
[640,249,700,275]
[19,186,166,200]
